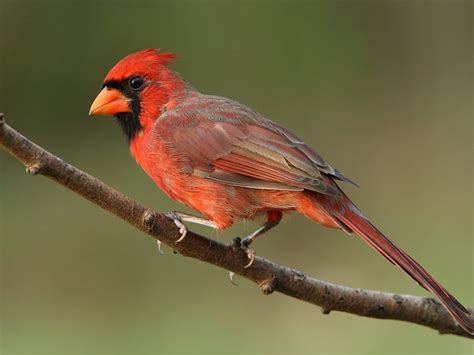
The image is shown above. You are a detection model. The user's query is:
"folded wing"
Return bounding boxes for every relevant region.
[161,97,356,195]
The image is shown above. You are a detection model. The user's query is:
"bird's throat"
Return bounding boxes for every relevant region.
[115,112,143,143]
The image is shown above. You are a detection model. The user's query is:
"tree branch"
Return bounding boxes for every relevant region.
[0,113,471,339]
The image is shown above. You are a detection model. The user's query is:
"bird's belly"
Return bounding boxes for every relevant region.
[158,173,245,228]
[151,170,298,229]
[131,140,298,229]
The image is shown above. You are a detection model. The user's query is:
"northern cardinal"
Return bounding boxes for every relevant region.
[89,49,473,334]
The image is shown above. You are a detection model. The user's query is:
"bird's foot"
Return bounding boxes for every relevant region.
[241,236,257,268]
[228,271,238,285]
[166,211,188,243]
[232,237,257,268]
[156,239,164,255]
[241,235,254,247]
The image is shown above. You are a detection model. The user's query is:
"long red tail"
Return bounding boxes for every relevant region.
[324,199,473,334]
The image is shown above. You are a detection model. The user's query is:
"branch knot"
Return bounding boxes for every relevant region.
[259,277,276,295]
[26,163,41,175]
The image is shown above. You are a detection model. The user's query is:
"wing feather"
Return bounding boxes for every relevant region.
[159,96,356,195]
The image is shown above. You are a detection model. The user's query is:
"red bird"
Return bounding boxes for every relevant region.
[89,49,473,334]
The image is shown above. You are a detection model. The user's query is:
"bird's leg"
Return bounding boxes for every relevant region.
[172,211,219,229]
[241,221,280,247]
[236,211,283,268]
[166,211,218,243]
[237,221,280,268]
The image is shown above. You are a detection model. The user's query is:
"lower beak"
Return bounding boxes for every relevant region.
[89,87,130,116]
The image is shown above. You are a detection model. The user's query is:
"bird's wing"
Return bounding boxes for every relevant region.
[158,96,356,196]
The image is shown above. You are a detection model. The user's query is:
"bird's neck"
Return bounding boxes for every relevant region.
[136,74,192,133]
[127,76,195,169]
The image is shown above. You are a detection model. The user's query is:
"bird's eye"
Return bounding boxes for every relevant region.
[129,76,144,90]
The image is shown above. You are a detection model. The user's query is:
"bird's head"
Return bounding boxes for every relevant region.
[89,48,184,142]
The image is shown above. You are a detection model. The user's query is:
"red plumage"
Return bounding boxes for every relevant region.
[90,49,473,334]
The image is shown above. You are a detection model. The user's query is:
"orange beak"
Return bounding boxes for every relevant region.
[89,87,130,116]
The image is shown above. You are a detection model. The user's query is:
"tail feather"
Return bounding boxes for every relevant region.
[334,205,473,334]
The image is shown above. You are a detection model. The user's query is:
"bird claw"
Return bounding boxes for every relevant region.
[166,212,188,243]
[243,248,256,268]
[228,271,238,285]
[232,237,256,268]
[241,236,256,268]
[156,239,164,255]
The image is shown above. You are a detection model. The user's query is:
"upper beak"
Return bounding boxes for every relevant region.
[89,87,130,116]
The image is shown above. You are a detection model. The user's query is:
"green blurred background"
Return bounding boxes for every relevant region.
[1,1,472,354]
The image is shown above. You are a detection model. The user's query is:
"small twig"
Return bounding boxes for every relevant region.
[0,113,471,338]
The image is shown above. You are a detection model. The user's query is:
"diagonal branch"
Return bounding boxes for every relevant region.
[0,113,471,339]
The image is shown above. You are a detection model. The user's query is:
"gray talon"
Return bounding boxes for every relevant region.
[244,247,256,268]
[166,212,188,243]
[229,271,238,285]
[156,240,164,255]
[232,236,257,268]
